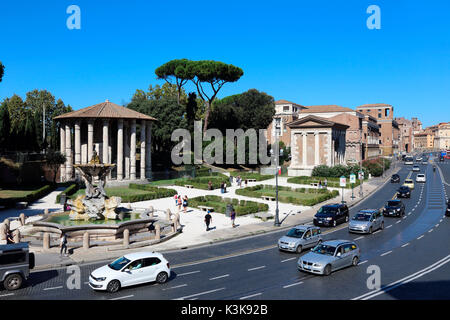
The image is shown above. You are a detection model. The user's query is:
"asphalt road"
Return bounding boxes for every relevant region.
[2,154,449,300]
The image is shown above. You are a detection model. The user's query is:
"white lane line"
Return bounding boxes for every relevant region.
[109,295,134,300]
[359,260,368,265]
[386,225,392,229]
[162,284,188,290]
[417,235,424,240]
[435,224,439,228]
[174,287,226,300]
[381,251,393,257]
[401,243,410,248]
[283,281,304,288]
[403,216,407,220]
[440,219,443,223]
[0,293,14,298]
[429,229,434,233]
[209,274,230,280]
[177,270,200,277]
[281,257,296,263]
[248,266,266,271]
[43,286,63,291]
[408,212,411,216]
[240,292,262,300]
[354,236,364,240]
[373,230,381,234]
[396,221,401,224]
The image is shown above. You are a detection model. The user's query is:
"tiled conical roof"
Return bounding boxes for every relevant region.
[54,100,157,121]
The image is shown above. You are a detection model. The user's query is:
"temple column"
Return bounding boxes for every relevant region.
[60,123,66,182]
[145,121,152,179]
[140,120,146,180]
[117,119,124,180]
[314,131,320,165]
[87,120,94,162]
[102,119,109,164]
[302,132,307,167]
[74,121,81,165]
[65,123,72,180]
[125,123,130,179]
[130,119,136,180]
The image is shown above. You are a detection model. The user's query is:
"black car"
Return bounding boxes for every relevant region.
[383,200,405,217]
[313,203,349,227]
[446,199,450,217]
[397,186,411,198]
[391,174,400,183]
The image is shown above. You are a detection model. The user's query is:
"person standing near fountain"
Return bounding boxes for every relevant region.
[60,233,68,257]
[183,195,188,213]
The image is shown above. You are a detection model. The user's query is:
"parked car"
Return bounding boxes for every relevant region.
[397,186,411,198]
[297,240,360,276]
[348,209,384,234]
[383,200,405,217]
[416,157,423,162]
[0,243,35,291]
[403,179,415,190]
[391,174,400,183]
[412,165,420,172]
[416,174,426,183]
[89,252,171,293]
[313,203,349,227]
[278,225,322,253]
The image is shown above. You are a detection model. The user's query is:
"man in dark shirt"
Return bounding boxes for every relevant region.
[205,211,212,231]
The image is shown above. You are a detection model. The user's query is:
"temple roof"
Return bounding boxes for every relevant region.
[287,115,349,130]
[54,100,157,121]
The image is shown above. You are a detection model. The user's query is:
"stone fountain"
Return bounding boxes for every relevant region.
[68,151,121,221]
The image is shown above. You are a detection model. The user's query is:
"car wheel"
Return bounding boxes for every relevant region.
[369,227,373,234]
[4,274,23,291]
[345,215,349,223]
[106,280,121,293]
[156,272,169,284]
[323,264,332,276]
[352,256,359,266]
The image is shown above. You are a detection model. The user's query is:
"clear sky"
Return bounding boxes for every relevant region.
[0,0,449,127]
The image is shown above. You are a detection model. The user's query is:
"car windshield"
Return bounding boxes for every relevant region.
[312,244,336,256]
[405,180,413,183]
[286,228,304,238]
[387,201,400,207]
[108,256,131,271]
[317,206,337,214]
[353,212,372,221]
[399,187,409,191]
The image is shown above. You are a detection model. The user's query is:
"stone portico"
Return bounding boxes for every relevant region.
[54,100,157,183]
[287,115,348,176]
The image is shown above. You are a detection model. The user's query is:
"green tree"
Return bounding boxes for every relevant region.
[45,149,66,184]
[0,101,11,150]
[155,59,193,106]
[0,62,4,83]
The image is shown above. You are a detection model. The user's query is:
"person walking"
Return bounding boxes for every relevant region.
[177,195,182,212]
[174,194,179,206]
[229,175,233,186]
[60,233,68,257]
[244,179,248,187]
[230,209,236,228]
[208,180,213,190]
[324,178,328,189]
[318,180,322,189]
[224,182,227,193]
[183,195,188,213]
[220,182,224,194]
[205,210,212,231]
[238,176,242,188]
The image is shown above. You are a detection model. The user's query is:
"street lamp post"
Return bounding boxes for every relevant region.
[359,128,363,197]
[274,136,280,227]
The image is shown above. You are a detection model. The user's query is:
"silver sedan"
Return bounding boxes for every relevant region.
[297,240,360,276]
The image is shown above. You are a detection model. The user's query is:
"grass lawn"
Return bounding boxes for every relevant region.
[251,188,321,201]
[0,189,36,199]
[189,195,268,216]
[148,178,182,186]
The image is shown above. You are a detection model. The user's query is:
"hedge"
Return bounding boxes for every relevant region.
[189,195,269,216]
[174,174,229,190]
[230,172,273,181]
[55,183,79,204]
[287,176,363,189]
[0,184,53,208]
[235,184,339,206]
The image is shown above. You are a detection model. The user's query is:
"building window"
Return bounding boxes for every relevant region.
[385,109,390,117]
[283,106,289,112]
[378,113,381,118]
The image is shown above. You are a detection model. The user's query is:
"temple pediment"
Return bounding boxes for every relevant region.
[287,115,349,130]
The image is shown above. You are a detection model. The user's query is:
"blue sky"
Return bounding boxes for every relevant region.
[0,0,449,127]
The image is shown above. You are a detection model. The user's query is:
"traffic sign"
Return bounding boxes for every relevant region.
[350,173,356,184]
[340,176,347,187]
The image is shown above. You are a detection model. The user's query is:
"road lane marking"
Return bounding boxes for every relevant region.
[401,243,410,248]
[240,292,262,300]
[177,270,200,277]
[0,293,14,298]
[417,235,424,240]
[373,230,381,234]
[174,287,226,300]
[386,225,392,229]
[109,295,134,300]
[396,221,401,224]
[435,224,439,228]
[359,260,368,265]
[283,281,304,288]
[248,266,266,271]
[354,236,364,240]
[209,274,229,280]
[353,254,450,300]
[428,229,434,233]
[281,257,296,263]
[162,284,188,290]
[43,286,63,291]
[381,251,393,256]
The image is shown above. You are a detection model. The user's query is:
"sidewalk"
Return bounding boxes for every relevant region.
[26,164,400,270]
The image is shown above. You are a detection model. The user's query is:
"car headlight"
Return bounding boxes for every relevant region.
[96,277,106,282]
[326,217,332,221]
[396,208,401,212]
[289,243,296,247]
[313,263,322,267]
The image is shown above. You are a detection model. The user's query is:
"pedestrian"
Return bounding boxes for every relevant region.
[220,182,224,194]
[230,209,236,228]
[177,195,182,212]
[318,180,322,189]
[229,175,233,186]
[244,179,248,187]
[324,178,328,189]
[224,182,227,193]
[6,230,14,244]
[183,195,188,213]
[60,233,68,257]
[238,176,242,188]
[208,180,213,190]
[205,210,212,231]
[174,194,179,206]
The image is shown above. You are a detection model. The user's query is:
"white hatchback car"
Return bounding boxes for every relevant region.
[416,174,426,183]
[89,252,171,293]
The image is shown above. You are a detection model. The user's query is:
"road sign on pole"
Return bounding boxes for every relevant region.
[340,176,346,203]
